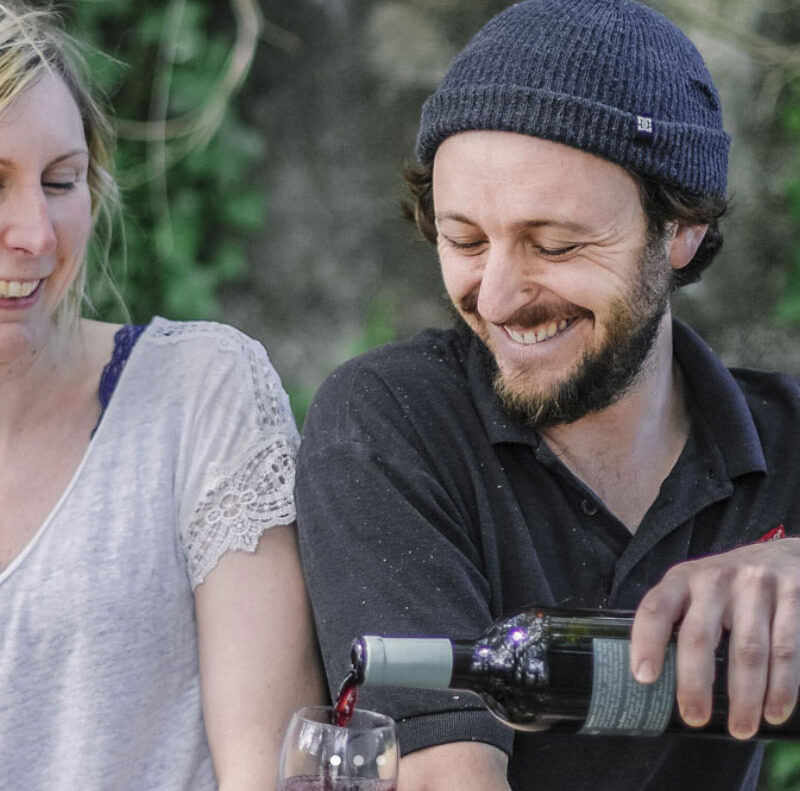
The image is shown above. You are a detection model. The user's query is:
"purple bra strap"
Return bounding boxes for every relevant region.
[94,324,147,434]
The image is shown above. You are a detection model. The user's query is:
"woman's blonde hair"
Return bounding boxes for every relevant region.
[0,0,120,328]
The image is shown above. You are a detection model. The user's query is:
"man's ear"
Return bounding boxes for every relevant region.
[667,223,708,271]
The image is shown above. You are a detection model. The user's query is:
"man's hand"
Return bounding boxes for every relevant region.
[630,537,800,739]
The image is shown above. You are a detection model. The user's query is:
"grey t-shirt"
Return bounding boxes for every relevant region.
[0,318,299,790]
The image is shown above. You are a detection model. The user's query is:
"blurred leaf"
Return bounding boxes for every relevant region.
[220,191,266,231]
[788,180,800,222]
[166,266,217,318]
[70,1,263,324]
[286,383,317,431]
[776,247,800,323]
[762,743,800,791]
[214,239,248,280]
[349,294,397,357]
[775,79,800,329]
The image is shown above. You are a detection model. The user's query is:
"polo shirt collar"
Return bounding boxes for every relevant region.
[672,318,766,478]
[466,317,767,479]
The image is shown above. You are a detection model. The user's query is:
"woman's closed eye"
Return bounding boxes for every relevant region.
[42,164,84,193]
[42,180,76,192]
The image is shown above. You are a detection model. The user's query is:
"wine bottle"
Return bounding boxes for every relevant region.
[349,606,800,740]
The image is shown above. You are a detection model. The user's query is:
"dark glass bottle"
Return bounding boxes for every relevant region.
[350,606,800,740]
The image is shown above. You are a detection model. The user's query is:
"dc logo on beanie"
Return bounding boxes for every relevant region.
[635,115,654,142]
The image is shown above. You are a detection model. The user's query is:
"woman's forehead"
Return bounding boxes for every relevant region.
[0,71,85,156]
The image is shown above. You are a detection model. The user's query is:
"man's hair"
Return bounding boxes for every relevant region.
[0,1,120,327]
[402,161,727,289]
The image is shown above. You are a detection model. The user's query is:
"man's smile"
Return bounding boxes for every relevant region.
[504,317,578,345]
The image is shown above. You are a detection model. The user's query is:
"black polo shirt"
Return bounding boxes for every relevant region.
[296,318,799,791]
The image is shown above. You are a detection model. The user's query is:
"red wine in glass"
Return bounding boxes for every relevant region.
[278,777,395,791]
[278,706,398,791]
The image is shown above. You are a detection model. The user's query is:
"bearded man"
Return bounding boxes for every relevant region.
[295,2,800,789]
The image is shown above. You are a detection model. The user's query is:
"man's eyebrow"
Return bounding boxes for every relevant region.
[523,219,593,233]
[436,212,592,233]
[435,212,475,225]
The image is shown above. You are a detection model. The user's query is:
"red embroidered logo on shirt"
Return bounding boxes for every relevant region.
[757,525,786,542]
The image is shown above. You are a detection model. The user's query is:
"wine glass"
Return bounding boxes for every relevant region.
[278,706,398,791]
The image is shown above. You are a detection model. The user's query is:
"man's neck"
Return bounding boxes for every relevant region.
[538,314,690,534]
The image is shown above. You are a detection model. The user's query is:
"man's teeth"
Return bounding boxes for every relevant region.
[508,319,569,345]
[0,279,40,298]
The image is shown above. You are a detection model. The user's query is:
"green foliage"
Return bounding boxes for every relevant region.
[763,742,800,791]
[285,382,316,433]
[757,81,800,791]
[67,0,264,323]
[288,295,398,430]
[766,72,800,777]
[775,80,800,326]
[348,293,398,358]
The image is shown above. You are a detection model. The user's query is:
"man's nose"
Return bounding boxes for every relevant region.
[1,187,58,257]
[476,247,539,325]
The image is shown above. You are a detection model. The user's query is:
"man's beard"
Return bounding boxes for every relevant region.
[459,236,673,429]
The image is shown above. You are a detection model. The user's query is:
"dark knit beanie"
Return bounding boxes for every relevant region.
[416,0,730,197]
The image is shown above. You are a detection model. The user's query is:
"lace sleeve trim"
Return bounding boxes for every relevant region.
[183,436,297,589]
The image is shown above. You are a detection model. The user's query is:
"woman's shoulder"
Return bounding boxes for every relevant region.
[144,317,262,352]
[136,317,277,377]
[85,317,292,427]
[83,316,271,362]
[137,318,294,429]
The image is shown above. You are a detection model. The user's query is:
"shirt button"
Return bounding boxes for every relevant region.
[581,499,598,516]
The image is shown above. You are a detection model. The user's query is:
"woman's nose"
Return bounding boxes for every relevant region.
[1,187,58,257]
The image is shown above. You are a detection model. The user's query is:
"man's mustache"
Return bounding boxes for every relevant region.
[459,293,592,326]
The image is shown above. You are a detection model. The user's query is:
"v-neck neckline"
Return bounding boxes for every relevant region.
[0,320,154,587]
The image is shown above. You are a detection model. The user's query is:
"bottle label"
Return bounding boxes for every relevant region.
[579,638,675,736]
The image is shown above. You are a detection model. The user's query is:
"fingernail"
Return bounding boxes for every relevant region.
[730,720,758,740]
[765,704,795,726]
[680,706,706,727]
[635,659,656,683]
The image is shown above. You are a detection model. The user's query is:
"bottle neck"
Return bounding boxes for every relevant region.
[450,640,479,688]
[355,636,456,690]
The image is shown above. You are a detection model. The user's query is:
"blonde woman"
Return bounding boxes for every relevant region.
[0,3,323,789]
